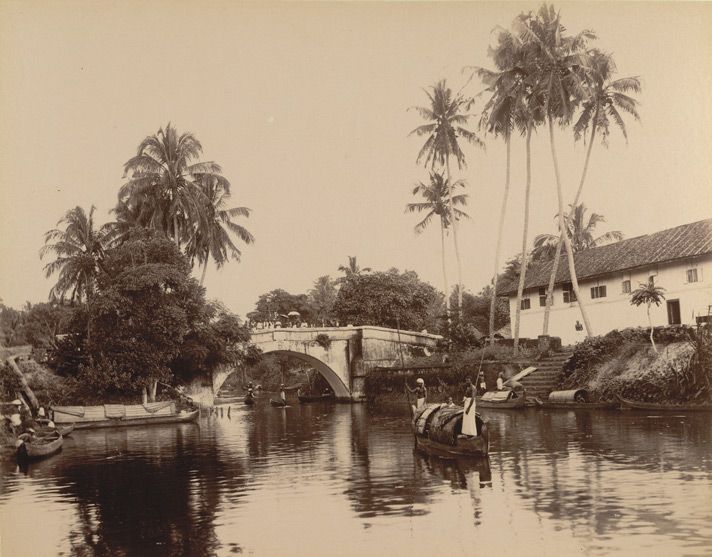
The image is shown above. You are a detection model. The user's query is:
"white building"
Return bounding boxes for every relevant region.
[503,219,712,345]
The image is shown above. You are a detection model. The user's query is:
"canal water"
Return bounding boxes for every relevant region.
[1,400,711,557]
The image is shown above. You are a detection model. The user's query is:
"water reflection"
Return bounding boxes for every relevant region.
[0,402,711,556]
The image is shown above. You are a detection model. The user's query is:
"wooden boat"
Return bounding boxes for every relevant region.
[412,403,489,458]
[617,395,712,412]
[535,399,617,410]
[476,391,526,409]
[57,424,75,436]
[270,399,287,407]
[297,393,335,403]
[243,395,255,405]
[17,430,63,461]
[51,402,199,429]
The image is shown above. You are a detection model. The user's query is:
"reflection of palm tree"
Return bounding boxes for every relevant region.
[410,80,484,312]
[406,172,469,317]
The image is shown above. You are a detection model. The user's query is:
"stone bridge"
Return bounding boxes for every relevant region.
[187,326,441,405]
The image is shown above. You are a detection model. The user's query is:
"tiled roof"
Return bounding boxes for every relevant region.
[500,218,712,296]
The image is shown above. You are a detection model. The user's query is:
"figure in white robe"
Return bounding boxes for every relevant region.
[462,379,478,437]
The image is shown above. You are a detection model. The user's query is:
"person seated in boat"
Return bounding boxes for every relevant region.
[496,372,505,391]
[406,378,427,408]
[446,397,455,408]
[477,372,487,395]
[246,388,255,400]
[462,378,478,437]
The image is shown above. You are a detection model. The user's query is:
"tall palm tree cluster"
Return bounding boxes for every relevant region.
[407,3,640,353]
[42,124,254,305]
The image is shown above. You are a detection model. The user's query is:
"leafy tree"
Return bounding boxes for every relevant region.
[247,289,312,325]
[0,304,26,346]
[630,280,666,353]
[405,171,468,318]
[307,276,338,326]
[410,80,484,312]
[119,123,228,248]
[23,302,73,350]
[333,269,440,331]
[87,231,208,400]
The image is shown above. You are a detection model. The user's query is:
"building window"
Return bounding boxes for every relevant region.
[591,285,607,299]
[687,268,699,283]
[538,287,549,307]
[563,283,576,304]
[521,298,531,310]
[622,280,631,294]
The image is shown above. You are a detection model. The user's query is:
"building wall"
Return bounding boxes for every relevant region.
[509,254,712,345]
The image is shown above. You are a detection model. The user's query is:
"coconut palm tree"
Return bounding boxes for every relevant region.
[475,25,532,345]
[409,80,484,312]
[40,206,107,303]
[518,5,597,336]
[337,256,371,280]
[630,280,666,353]
[186,175,254,286]
[531,204,623,260]
[540,49,641,334]
[119,123,228,248]
[405,172,469,317]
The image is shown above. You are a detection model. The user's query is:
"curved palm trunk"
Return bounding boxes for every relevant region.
[513,128,533,356]
[548,116,594,337]
[200,259,208,287]
[440,218,451,320]
[647,304,657,353]
[445,159,464,313]
[542,109,599,335]
[489,138,511,345]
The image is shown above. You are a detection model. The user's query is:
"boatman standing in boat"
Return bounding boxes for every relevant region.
[279,384,287,405]
[406,378,427,409]
[462,378,478,437]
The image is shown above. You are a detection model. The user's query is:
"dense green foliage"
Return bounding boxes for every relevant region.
[334,269,442,331]
[247,289,313,324]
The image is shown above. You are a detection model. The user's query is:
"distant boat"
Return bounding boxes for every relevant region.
[17,430,63,461]
[412,403,489,458]
[617,395,712,412]
[476,391,526,409]
[51,402,199,429]
[270,399,287,407]
[243,395,255,406]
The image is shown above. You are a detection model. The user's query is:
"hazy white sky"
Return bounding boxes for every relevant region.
[1,1,710,317]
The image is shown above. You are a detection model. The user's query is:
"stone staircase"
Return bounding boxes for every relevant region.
[520,351,573,401]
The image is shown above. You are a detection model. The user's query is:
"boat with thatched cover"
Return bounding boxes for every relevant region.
[535,389,618,409]
[51,401,199,429]
[412,403,489,458]
[617,395,712,412]
[477,391,526,409]
[16,430,63,461]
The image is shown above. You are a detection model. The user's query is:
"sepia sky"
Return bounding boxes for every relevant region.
[1,1,710,317]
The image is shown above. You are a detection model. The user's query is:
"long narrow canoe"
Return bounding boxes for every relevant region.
[617,395,712,412]
[52,403,200,429]
[476,391,526,409]
[535,399,617,410]
[412,404,489,458]
[17,431,63,461]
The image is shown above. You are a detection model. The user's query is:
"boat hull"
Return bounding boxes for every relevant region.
[536,400,617,410]
[17,433,63,461]
[70,409,200,430]
[617,395,712,412]
[476,396,526,409]
[415,433,489,458]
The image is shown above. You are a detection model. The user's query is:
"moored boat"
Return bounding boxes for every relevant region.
[412,403,489,458]
[17,430,63,461]
[51,402,199,429]
[535,389,616,410]
[476,391,526,409]
[617,395,712,412]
